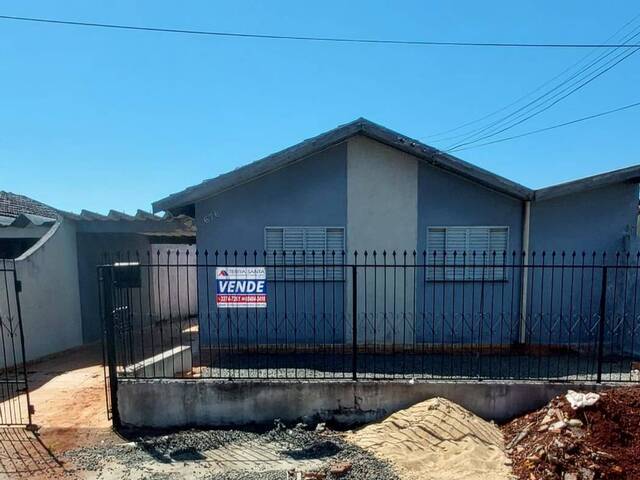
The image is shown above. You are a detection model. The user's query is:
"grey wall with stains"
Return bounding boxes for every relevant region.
[76,232,152,343]
[191,135,639,348]
[194,143,348,345]
[526,183,640,350]
[416,162,526,344]
[195,143,348,253]
[530,183,638,256]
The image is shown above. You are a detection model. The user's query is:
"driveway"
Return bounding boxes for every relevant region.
[0,343,118,479]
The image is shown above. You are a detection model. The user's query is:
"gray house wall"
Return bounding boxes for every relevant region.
[527,183,640,349]
[191,134,639,349]
[76,232,152,343]
[417,160,526,344]
[529,182,638,255]
[195,143,348,252]
[195,143,348,345]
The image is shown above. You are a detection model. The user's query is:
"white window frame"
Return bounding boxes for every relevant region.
[264,226,346,281]
[426,226,509,281]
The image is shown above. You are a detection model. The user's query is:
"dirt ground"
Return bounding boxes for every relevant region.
[0,344,397,480]
[0,343,120,479]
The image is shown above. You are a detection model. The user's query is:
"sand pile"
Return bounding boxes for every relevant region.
[347,397,513,480]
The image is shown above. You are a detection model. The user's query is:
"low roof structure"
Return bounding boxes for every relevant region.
[152,118,640,214]
[60,209,195,238]
[0,191,195,242]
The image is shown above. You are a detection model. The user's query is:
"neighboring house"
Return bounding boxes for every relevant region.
[150,118,640,348]
[0,191,195,364]
[0,192,59,259]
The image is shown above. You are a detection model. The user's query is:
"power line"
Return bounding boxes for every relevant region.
[3,14,640,49]
[440,17,640,148]
[424,12,640,140]
[445,46,639,151]
[446,100,640,152]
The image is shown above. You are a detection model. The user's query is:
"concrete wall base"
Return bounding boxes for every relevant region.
[117,379,609,429]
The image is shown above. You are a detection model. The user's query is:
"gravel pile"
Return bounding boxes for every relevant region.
[199,352,636,382]
[65,422,399,480]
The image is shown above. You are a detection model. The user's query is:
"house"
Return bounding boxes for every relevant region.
[150,118,640,350]
[0,191,195,364]
[153,118,639,256]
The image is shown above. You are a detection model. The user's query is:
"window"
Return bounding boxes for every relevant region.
[426,226,509,281]
[264,227,345,280]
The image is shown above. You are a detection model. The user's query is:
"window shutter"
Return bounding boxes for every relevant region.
[489,227,508,280]
[265,227,284,252]
[427,228,446,280]
[264,227,345,281]
[305,227,326,280]
[468,228,489,280]
[489,228,508,252]
[445,227,467,280]
[283,227,304,279]
[426,226,508,281]
[265,227,284,279]
[326,228,345,280]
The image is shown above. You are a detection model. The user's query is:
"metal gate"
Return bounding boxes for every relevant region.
[0,259,32,426]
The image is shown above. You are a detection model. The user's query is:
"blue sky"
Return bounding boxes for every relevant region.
[1,1,639,213]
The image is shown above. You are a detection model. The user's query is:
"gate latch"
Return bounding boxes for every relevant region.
[15,280,22,293]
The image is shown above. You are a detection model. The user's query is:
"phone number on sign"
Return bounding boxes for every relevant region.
[216,294,267,303]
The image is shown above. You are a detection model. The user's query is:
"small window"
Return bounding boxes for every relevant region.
[426,226,508,281]
[264,227,345,280]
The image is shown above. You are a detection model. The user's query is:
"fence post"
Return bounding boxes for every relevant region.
[11,264,34,428]
[596,266,608,383]
[101,266,121,428]
[352,264,358,381]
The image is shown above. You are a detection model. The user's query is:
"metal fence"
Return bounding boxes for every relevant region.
[0,259,31,426]
[99,249,640,386]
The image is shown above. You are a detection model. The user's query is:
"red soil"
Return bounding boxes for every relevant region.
[502,386,640,480]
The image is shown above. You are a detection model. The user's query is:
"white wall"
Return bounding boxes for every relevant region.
[347,136,418,344]
[11,220,82,363]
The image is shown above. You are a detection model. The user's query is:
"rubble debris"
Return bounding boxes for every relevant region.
[565,390,600,410]
[303,472,326,480]
[503,386,640,480]
[329,461,353,477]
[507,426,531,449]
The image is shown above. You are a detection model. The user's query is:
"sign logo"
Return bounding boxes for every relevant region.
[216,267,267,308]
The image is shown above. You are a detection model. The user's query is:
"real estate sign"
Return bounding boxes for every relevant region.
[215,266,267,308]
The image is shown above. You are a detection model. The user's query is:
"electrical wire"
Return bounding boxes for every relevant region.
[439,22,640,148]
[423,11,640,140]
[446,100,640,152]
[2,14,640,49]
[445,45,639,151]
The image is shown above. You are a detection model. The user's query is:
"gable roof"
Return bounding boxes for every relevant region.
[152,118,640,213]
[152,118,532,213]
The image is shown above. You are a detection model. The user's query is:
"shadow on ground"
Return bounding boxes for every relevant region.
[0,427,66,479]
